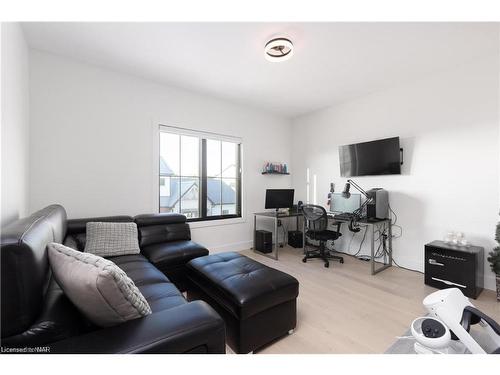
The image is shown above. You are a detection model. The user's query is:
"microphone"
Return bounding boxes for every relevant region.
[342,183,351,198]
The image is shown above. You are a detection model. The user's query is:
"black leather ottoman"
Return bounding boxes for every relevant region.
[186,252,299,353]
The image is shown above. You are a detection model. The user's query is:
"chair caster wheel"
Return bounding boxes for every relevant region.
[340,259,344,264]
[302,258,307,263]
[324,263,329,268]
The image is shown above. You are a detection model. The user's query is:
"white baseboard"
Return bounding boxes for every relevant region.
[390,257,423,273]
[209,240,253,253]
[484,273,497,291]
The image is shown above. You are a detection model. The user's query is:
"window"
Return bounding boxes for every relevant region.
[159,126,242,221]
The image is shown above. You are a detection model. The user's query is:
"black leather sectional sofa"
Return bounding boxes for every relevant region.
[0,205,225,354]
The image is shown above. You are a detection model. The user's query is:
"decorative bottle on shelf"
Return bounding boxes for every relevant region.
[263,162,289,174]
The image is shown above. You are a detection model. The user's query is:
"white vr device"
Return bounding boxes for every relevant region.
[411,288,500,354]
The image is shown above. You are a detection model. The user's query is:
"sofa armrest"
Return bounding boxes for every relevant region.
[48,301,225,354]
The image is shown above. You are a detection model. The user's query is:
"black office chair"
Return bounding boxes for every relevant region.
[302,204,344,268]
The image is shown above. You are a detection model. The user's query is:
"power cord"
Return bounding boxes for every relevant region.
[355,226,368,256]
[327,204,421,273]
[374,223,423,274]
[347,229,357,253]
[365,206,420,274]
[388,204,403,239]
[327,226,367,258]
[279,221,289,247]
[390,257,424,274]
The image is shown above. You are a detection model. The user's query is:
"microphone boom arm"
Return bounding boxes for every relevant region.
[347,179,370,198]
[347,179,374,219]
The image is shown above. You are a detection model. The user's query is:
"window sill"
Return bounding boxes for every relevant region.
[188,216,246,229]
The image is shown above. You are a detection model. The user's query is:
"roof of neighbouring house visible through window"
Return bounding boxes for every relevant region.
[160,157,236,208]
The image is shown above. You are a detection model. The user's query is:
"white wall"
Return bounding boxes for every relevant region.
[292,57,499,290]
[26,47,500,289]
[1,23,30,226]
[29,50,292,252]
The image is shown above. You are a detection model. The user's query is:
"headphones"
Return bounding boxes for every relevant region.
[348,217,361,233]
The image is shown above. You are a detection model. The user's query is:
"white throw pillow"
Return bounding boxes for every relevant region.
[84,222,140,257]
[48,242,151,327]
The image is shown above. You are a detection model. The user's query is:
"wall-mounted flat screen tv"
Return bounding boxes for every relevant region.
[339,137,401,177]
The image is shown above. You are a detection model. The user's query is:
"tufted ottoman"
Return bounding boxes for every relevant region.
[186,252,299,353]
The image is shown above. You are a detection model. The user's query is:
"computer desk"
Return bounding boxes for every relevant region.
[253,210,302,260]
[326,212,393,275]
[252,210,392,275]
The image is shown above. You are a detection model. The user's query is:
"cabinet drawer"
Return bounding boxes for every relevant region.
[425,275,476,298]
[425,250,475,287]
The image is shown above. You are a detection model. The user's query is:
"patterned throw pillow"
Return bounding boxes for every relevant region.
[84,222,140,257]
[48,242,151,327]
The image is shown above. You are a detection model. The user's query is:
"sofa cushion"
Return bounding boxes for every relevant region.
[65,216,135,251]
[186,252,299,320]
[33,204,67,243]
[84,222,140,257]
[1,204,67,339]
[62,233,88,252]
[138,223,191,247]
[48,243,152,327]
[66,215,134,235]
[141,240,209,271]
[109,254,187,313]
[134,213,186,227]
[0,277,94,348]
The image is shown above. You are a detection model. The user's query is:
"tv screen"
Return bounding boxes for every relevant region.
[339,137,401,177]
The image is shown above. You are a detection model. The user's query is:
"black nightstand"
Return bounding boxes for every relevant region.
[424,240,484,299]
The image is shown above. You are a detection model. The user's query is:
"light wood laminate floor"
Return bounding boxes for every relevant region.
[235,246,499,354]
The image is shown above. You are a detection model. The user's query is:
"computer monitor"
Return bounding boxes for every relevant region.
[265,189,294,211]
[330,192,361,213]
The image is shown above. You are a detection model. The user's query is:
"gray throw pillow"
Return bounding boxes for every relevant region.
[85,222,140,257]
[48,242,152,327]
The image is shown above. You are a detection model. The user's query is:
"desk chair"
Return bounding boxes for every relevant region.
[302,204,344,268]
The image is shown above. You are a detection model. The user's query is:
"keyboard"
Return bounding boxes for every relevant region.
[332,212,356,221]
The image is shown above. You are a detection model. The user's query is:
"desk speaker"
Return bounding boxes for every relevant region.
[288,231,303,248]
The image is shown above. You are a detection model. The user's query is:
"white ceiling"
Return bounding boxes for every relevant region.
[22,22,499,118]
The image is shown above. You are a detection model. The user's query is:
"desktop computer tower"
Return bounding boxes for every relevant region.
[288,230,303,248]
[255,230,272,253]
[366,188,389,220]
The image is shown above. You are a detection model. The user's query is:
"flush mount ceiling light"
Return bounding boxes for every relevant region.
[264,37,293,62]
